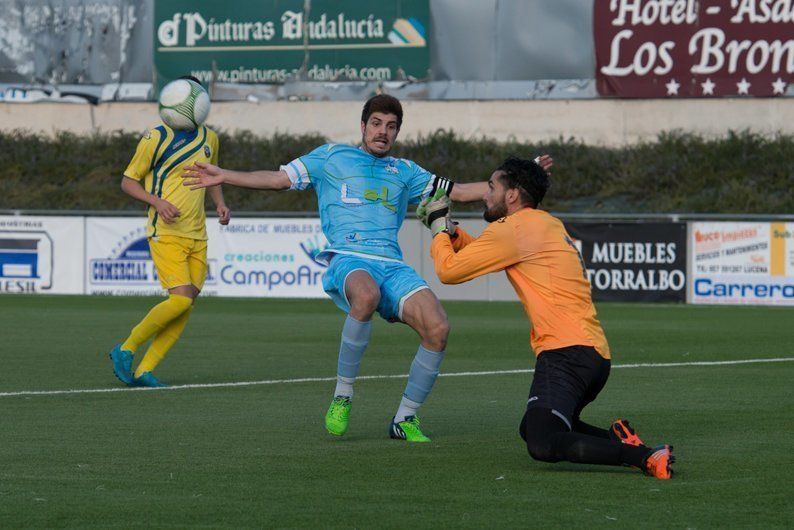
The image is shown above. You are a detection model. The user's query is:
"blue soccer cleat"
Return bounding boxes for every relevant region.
[109,344,133,385]
[132,371,168,388]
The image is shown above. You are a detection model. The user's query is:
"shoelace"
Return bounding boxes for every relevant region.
[330,399,350,420]
[401,417,422,434]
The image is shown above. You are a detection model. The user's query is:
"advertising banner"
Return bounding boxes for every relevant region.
[689,222,794,305]
[153,0,430,89]
[208,218,328,298]
[86,217,329,298]
[0,216,84,295]
[565,222,687,302]
[87,217,173,296]
[594,0,793,97]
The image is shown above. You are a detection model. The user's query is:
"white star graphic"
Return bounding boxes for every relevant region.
[772,78,787,95]
[665,78,680,96]
[736,78,751,95]
[701,78,716,96]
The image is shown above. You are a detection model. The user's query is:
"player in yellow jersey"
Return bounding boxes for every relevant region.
[108,78,230,388]
[418,157,674,479]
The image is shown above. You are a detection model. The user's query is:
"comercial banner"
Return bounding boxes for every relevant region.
[594,0,793,97]
[87,217,172,296]
[153,0,430,89]
[565,222,687,302]
[689,222,794,305]
[86,217,329,298]
[0,216,84,295]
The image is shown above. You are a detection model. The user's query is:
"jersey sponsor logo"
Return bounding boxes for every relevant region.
[340,183,362,204]
[363,186,396,212]
[0,230,53,293]
[340,184,396,212]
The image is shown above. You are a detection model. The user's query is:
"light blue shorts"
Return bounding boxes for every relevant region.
[322,254,429,322]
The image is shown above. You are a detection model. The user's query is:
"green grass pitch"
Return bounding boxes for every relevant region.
[0,295,791,528]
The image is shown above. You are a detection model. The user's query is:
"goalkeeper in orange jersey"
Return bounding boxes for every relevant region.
[108,84,230,388]
[418,156,675,479]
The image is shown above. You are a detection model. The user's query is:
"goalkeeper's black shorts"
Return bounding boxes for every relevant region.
[525,345,611,429]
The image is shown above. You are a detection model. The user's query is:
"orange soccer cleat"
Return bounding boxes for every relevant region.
[611,419,646,447]
[644,445,675,480]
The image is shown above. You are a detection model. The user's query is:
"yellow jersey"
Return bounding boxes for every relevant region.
[123,124,219,240]
[431,208,611,359]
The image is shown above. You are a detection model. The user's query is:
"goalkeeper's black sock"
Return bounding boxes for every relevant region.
[573,419,613,440]
[523,408,652,467]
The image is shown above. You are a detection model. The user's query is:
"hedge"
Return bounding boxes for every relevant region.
[0,129,791,214]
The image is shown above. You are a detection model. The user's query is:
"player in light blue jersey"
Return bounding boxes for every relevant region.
[183,95,552,442]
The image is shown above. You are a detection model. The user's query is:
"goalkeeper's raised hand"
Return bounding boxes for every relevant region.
[417,188,456,237]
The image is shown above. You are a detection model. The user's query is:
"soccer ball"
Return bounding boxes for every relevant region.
[158,79,210,130]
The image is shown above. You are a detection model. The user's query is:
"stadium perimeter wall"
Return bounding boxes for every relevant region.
[1,214,792,306]
[2,99,794,146]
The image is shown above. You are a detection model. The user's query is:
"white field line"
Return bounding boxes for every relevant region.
[0,357,792,399]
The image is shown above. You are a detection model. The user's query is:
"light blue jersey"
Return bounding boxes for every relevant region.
[281,144,452,263]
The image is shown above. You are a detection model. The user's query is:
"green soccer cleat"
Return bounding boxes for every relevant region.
[325,396,352,436]
[132,371,168,388]
[389,415,431,443]
[109,344,133,385]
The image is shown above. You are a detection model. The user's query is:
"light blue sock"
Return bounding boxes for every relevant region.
[333,315,372,398]
[396,345,445,421]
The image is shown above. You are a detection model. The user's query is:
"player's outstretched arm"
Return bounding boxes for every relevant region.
[183,162,291,191]
[448,154,554,203]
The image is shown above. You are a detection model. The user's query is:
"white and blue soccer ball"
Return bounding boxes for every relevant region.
[158,79,210,130]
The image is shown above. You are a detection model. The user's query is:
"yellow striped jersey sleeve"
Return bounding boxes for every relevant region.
[123,127,166,182]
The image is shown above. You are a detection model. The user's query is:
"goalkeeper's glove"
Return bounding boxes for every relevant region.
[418,188,456,237]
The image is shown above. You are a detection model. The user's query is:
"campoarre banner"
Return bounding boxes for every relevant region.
[594,0,793,97]
[154,0,429,90]
[565,222,687,303]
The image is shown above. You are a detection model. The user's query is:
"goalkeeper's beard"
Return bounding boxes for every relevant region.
[483,202,507,223]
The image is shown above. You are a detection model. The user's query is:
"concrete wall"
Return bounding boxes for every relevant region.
[2,98,793,146]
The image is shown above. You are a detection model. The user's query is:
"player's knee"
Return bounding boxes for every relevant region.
[168,293,194,313]
[424,318,449,351]
[350,287,380,315]
[525,432,559,463]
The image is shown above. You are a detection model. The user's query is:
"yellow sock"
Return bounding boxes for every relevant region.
[135,307,192,377]
[121,295,193,354]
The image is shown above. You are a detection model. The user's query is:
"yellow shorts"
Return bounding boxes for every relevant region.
[149,235,208,291]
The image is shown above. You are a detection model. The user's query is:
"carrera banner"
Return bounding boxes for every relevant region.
[594,0,794,97]
[689,222,794,305]
[154,0,430,90]
[565,222,687,302]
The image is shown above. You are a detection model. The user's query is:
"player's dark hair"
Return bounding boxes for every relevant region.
[361,94,403,129]
[496,156,550,208]
[178,75,203,88]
